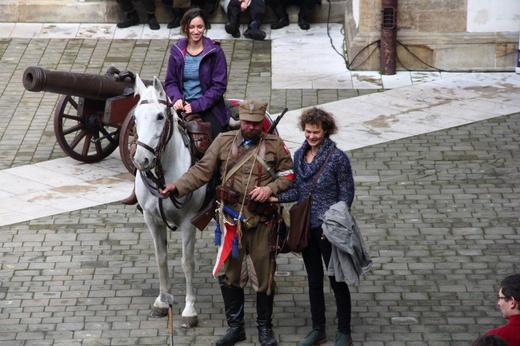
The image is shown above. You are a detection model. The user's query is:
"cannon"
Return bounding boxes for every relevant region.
[22,66,149,172]
[22,67,280,174]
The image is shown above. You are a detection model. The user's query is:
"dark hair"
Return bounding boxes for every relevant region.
[298,107,338,137]
[180,8,209,36]
[500,273,520,308]
[472,334,508,346]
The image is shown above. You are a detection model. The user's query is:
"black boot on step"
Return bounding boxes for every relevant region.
[243,21,266,41]
[147,14,160,30]
[168,8,184,29]
[117,10,140,28]
[225,5,241,38]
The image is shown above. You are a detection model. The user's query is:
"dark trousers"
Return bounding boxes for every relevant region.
[266,0,318,19]
[228,0,266,23]
[302,227,352,334]
[117,0,156,14]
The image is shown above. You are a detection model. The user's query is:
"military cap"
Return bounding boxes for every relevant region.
[239,100,267,122]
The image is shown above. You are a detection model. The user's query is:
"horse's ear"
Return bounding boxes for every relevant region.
[134,74,147,97]
[153,76,167,100]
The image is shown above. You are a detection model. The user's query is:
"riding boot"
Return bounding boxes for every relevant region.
[243,21,266,41]
[117,10,140,28]
[121,184,138,205]
[257,292,277,346]
[216,276,246,346]
[225,5,241,38]
[168,8,184,29]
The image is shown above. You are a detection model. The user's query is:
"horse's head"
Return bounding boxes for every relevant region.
[132,74,173,172]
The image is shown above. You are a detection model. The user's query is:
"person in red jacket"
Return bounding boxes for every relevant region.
[485,274,520,346]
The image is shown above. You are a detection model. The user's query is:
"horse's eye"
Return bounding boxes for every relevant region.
[157,113,164,121]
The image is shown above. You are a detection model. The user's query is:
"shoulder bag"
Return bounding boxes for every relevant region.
[287,148,335,252]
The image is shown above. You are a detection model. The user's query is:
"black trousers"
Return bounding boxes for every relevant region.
[228,0,266,23]
[117,0,156,14]
[265,0,318,19]
[302,227,352,334]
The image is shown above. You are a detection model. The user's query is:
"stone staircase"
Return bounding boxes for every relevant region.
[1,0,346,25]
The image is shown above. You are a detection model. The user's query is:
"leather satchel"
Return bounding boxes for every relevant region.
[285,147,336,252]
[287,195,312,252]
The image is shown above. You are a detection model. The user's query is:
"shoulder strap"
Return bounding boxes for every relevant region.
[310,147,335,193]
[222,135,266,185]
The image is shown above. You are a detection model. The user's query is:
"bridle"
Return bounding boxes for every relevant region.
[135,98,193,229]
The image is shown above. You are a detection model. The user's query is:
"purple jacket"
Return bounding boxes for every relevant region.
[164,36,231,126]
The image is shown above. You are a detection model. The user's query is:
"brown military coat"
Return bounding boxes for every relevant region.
[174,130,293,223]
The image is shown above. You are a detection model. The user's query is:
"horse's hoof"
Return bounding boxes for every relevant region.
[180,316,198,328]
[149,307,169,318]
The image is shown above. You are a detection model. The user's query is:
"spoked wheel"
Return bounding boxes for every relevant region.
[54,95,120,163]
[119,110,137,175]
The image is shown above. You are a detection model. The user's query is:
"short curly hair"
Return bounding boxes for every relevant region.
[298,107,338,137]
[180,8,210,37]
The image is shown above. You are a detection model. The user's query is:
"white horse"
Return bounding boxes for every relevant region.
[131,75,206,327]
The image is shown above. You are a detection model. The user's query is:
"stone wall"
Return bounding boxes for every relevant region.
[0,0,346,25]
[345,0,520,72]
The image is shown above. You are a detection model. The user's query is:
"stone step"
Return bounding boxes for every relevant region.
[1,0,346,25]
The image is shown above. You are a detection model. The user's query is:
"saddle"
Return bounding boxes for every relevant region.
[180,113,213,159]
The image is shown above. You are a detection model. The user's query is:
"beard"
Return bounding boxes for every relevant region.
[241,128,262,141]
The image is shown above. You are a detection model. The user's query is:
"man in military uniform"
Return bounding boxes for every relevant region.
[159,100,293,346]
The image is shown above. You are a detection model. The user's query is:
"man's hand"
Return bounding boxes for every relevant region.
[249,186,272,203]
[160,183,177,198]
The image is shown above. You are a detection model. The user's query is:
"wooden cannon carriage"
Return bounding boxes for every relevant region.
[22,66,279,174]
[22,66,147,173]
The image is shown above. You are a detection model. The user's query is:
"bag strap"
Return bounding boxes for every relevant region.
[309,147,335,194]
[223,134,267,185]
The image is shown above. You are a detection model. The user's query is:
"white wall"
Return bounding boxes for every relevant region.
[467,0,520,32]
[353,0,360,29]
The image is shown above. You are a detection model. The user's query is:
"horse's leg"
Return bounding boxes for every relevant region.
[145,213,171,318]
[179,221,198,328]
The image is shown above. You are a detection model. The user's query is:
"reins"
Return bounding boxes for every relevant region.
[135,98,194,230]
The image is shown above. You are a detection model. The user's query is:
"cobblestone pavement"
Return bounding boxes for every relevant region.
[1,35,520,345]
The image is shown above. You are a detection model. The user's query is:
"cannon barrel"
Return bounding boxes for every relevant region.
[23,66,139,101]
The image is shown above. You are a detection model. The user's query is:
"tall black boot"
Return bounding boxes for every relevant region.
[243,21,266,41]
[216,276,246,346]
[256,292,277,346]
[117,10,140,28]
[225,5,241,38]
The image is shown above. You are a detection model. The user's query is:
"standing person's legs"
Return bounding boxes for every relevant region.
[322,236,353,345]
[299,227,328,346]
[249,225,278,345]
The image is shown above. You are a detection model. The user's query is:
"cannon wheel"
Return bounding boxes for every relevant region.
[54,95,120,163]
[119,110,137,175]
